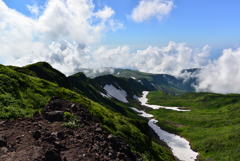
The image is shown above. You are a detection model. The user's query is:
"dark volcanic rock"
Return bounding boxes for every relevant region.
[45,111,64,122]
[0,136,7,147]
[32,130,41,140]
[45,149,62,161]
[0,98,142,161]
[57,131,65,140]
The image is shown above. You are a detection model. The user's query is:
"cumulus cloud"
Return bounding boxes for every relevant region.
[91,42,210,75]
[131,0,174,22]
[26,4,41,16]
[0,0,120,74]
[95,6,114,20]
[196,48,240,94]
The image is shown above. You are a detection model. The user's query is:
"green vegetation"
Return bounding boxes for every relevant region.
[63,112,81,129]
[0,64,174,161]
[148,90,240,161]
[10,62,69,87]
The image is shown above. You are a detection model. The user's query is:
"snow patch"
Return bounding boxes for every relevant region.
[130,107,154,118]
[100,92,111,98]
[139,91,190,111]
[131,77,136,80]
[103,84,128,103]
[131,107,198,161]
[149,119,198,161]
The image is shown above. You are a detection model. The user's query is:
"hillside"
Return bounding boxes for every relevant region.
[147,91,240,161]
[93,74,147,101]
[0,63,175,161]
[11,62,148,116]
[10,62,70,88]
[0,98,141,161]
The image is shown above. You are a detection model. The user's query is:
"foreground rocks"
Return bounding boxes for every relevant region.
[0,98,142,161]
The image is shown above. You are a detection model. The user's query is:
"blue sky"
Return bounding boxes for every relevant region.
[2,0,240,93]
[3,0,240,51]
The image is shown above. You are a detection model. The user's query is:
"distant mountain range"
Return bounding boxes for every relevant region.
[78,67,199,95]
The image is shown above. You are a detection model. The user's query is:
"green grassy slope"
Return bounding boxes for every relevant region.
[10,62,139,119]
[10,62,69,87]
[69,72,141,118]
[0,64,175,161]
[147,91,240,161]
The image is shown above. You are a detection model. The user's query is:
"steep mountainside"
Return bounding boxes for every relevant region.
[10,62,70,88]
[93,75,147,101]
[0,63,175,161]
[11,62,147,105]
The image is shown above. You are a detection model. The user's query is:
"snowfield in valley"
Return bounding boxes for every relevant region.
[139,91,190,111]
[130,91,198,161]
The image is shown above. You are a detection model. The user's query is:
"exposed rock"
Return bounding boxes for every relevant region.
[32,130,41,140]
[45,149,62,161]
[45,111,64,122]
[0,98,142,161]
[57,131,65,140]
[95,127,102,133]
[0,147,8,154]
[0,136,7,147]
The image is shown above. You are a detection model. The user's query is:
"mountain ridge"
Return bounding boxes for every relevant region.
[0,62,175,161]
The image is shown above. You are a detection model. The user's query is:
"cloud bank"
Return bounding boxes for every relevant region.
[196,48,240,94]
[92,42,210,76]
[131,0,174,22]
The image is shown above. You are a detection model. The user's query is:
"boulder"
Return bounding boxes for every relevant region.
[32,130,41,140]
[0,136,7,147]
[45,111,64,122]
[44,149,62,161]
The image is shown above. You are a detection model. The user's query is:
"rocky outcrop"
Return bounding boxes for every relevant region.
[0,98,142,161]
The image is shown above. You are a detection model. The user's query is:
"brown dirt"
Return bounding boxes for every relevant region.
[0,98,142,161]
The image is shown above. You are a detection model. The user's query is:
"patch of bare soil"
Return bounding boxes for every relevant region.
[0,98,142,161]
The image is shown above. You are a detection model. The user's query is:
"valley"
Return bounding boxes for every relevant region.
[147,91,240,161]
[0,62,239,161]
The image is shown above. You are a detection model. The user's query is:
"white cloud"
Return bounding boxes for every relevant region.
[95,6,114,20]
[91,42,210,76]
[131,0,174,22]
[196,48,240,94]
[3,0,240,94]
[27,4,40,16]
[1,0,206,77]
[0,0,119,75]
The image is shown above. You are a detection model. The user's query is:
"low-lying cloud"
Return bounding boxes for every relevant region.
[196,48,240,94]
[92,42,210,76]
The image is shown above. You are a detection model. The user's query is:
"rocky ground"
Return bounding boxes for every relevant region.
[0,98,142,161]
